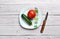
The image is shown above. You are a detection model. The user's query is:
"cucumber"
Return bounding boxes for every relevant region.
[21,14,32,25]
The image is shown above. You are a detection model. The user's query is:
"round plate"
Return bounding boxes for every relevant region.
[19,7,42,29]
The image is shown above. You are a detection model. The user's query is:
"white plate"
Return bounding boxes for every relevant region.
[19,6,42,29]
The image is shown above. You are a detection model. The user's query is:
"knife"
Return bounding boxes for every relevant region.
[40,12,48,33]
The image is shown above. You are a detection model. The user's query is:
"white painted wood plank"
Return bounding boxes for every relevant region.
[0,15,60,26]
[0,36,60,39]
[0,0,40,4]
[0,36,52,39]
[0,36,51,39]
[46,16,60,26]
[0,4,60,15]
[0,26,60,36]
[0,0,60,4]
[0,15,19,26]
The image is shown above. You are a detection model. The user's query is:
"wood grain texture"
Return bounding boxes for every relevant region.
[0,26,60,36]
[0,36,53,39]
[0,0,60,39]
[0,36,58,39]
[0,0,40,4]
[0,14,60,36]
[0,15,60,26]
[0,36,60,39]
[0,0,60,4]
[0,4,60,15]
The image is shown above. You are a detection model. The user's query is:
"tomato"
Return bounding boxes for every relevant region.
[27,10,36,19]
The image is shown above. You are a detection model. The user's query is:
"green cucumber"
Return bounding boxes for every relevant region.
[21,14,32,25]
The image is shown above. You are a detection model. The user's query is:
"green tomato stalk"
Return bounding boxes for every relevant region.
[35,7,38,13]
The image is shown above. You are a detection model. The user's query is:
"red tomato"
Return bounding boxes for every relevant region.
[27,10,36,19]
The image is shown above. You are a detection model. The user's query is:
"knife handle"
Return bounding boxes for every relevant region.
[40,20,46,33]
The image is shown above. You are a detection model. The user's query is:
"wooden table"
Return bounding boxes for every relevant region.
[0,0,60,39]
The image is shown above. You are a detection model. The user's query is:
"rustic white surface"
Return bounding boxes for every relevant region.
[0,0,60,39]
